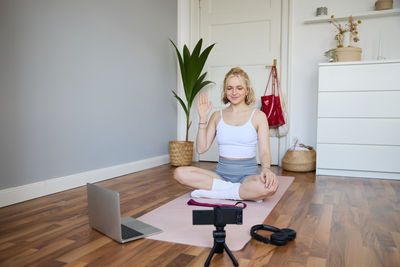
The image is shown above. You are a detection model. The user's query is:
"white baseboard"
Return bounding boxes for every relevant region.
[316,168,400,180]
[0,154,170,208]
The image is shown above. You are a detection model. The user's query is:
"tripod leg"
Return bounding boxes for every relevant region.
[205,243,218,267]
[223,243,239,267]
[214,243,224,254]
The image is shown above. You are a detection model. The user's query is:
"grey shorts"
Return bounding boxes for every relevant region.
[215,157,260,184]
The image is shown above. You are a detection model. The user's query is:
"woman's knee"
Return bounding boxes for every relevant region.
[173,166,192,184]
[258,186,278,199]
[241,180,277,200]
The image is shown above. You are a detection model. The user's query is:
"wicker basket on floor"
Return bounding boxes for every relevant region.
[169,141,194,166]
[282,142,316,172]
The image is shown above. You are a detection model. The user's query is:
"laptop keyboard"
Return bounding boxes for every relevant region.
[121,224,143,240]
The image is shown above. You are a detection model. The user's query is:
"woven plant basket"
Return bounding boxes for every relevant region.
[282,142,316,172]
[169,141,194,166]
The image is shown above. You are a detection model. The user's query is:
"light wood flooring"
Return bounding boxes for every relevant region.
[0,162,399,267]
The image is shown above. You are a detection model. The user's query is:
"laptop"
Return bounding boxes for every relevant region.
[86,183,162,243]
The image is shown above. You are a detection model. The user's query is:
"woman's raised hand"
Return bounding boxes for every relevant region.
[197,93,213,121]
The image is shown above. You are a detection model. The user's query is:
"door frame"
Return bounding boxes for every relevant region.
[177,0,293,165]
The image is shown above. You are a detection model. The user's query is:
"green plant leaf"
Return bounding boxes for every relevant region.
[172,90,188,116]
[170,39,215,141]
[170,40,188,94]
[189,72,207,102]
[196,43,215,77]
[192,80,214,103]
[191,39,203,62]
[182,45,193,102]
[198,80,214,91]
[190,40,205,85]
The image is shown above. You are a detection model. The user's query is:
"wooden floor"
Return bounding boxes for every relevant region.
[0,162,399,267]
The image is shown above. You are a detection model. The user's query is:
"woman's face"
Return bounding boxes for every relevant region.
[225,76,248,105]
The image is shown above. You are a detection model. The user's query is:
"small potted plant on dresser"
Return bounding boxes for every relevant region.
[329,15,362,62]
[169,39,215,166]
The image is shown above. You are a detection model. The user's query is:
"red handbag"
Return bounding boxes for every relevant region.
[261,66,285,128]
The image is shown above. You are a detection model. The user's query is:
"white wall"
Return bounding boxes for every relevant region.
[0,0,177,190]
[289,0,400,148]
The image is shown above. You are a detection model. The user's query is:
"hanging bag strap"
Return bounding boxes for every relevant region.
[264,66,280,96]
[272,67,276,96]
[273,66,280,97]
[263,66,275,96]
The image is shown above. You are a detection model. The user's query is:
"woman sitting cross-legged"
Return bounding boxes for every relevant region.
[174,67,279,202]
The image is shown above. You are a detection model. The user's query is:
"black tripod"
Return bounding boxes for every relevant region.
[204,225,238,267]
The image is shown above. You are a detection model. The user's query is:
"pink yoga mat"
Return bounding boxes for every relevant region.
[138,176,294,251]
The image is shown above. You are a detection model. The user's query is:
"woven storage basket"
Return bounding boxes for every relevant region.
[282,143,316,172]
[335,47,362,62]
[169,141,194,166]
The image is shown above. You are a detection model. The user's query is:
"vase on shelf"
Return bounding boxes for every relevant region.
[342,31,351,47]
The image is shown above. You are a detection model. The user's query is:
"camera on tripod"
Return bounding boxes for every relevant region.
[193,206,243,226]
[192,206,243,267]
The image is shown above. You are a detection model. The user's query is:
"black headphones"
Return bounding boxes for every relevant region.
[250,224,296,246]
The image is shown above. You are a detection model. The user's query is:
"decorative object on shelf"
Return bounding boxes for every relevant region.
[375,0,393,10]
[316,7,328,16]
[342,31,351,47]
[335,46,362,62]
[282,140,316,172]
[377,31,386,60]
[304,9,400,24]
[329,15,362,62]
[324,48,337,62]
[329,15,361,48]
[169,39,215,166]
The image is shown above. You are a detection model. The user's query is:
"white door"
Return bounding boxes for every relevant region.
[195,0,282,164]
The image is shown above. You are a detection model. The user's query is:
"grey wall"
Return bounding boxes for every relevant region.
[0,0,177,189]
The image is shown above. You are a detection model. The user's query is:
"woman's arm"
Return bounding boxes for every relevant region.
[196,111,218,154]
[255,110,271,168]
[196,93,218,154]
[254,110,278,190]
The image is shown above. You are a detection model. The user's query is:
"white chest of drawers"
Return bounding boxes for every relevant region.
[316,60,400,179]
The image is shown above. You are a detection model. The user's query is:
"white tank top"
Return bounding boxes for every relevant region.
[216,109,258,159]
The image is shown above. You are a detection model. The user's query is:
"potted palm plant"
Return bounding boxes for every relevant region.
[169,38,215,166]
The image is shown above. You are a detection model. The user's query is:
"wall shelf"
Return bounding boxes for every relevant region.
[304,8,400,24]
